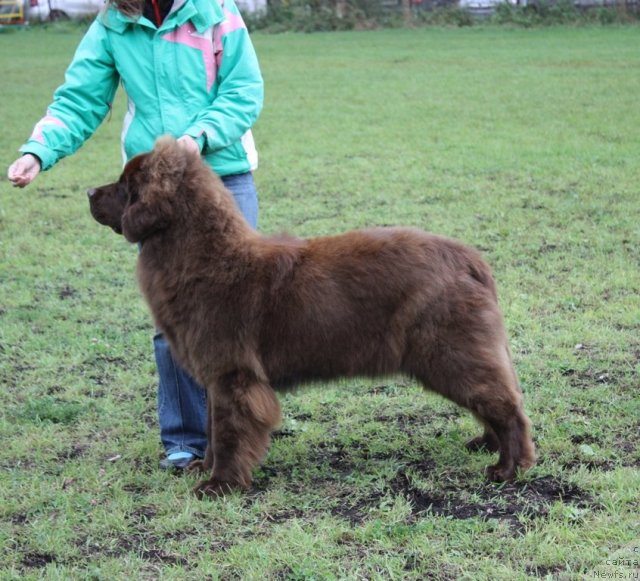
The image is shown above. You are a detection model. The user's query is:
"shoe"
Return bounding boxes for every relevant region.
[159,451,196,470]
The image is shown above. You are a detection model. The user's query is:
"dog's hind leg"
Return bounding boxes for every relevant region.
[410,333,535,482]
[467,391,535,482]
[193,370,281,499]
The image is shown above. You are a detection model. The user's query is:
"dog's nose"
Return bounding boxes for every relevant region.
[87,188,96,198]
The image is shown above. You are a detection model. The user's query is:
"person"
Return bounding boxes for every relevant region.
[7,0,264,470]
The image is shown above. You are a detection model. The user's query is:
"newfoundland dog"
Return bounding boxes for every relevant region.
[88,136,535,498]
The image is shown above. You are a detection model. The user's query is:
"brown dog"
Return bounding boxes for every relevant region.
[88,136,535,498]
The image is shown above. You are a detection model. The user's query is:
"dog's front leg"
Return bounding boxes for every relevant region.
[193,371,281,499]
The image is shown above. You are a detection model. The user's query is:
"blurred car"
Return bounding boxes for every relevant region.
[29,0,104,21]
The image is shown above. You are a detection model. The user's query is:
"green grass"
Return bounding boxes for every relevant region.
[1,23,639,580]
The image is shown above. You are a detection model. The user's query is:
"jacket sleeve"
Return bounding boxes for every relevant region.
[183,0,264,153]
[19,19,120,171]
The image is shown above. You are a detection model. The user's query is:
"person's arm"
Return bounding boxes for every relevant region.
[13,19,119,180]
[182,0,263,153]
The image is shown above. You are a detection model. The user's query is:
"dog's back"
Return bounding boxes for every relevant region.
[256,226,499,387]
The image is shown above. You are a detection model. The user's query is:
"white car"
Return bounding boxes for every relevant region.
[29,0,104,21]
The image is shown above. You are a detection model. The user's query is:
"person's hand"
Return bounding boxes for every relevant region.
[7,154,41,188]
[177,135,201,156]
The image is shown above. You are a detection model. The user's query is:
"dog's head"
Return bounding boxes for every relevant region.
[88,136,190,243]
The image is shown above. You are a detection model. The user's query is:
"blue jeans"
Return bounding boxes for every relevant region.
[155,172,259,458]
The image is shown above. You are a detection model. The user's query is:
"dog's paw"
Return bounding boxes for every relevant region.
[465,434,500,453]
[192,478,243,499]
[485,463,516,483]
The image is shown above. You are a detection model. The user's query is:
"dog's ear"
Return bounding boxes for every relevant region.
[120,137,188,243]
[121,199,169,243]
[139,136,189,204]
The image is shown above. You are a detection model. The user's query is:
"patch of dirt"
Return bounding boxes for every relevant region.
[615,439,637,455]
[74,532,188,566]
[58,285,77,300]
[559,431,638,471]
[137,548,188,565]
[57,443,89,461]
[126,504,158,523]
[291,412,313,421]
[67,506,189,567]
[122,482,153,495]
[95,354,128,367]
[563,367,631,390]
[10,512,29,525]
[375,410,458,431]
[525,564,566,577]
[274,566,297,580]
[561,458,618,472]
[315,441,354,475]
[21,552,56,568]
[570,434,601,445]
[130,457,158,476]
[271,427,298,440]
[262,508,308,524]
[366,383,401,395]
[325,471,592,531]
[613,437,640,467]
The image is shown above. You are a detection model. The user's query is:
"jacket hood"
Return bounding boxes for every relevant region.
[101,0,224,34]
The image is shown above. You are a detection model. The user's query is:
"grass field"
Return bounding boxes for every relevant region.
[0,23,639,580]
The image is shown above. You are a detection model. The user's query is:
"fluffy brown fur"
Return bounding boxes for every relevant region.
[88,136,535,498]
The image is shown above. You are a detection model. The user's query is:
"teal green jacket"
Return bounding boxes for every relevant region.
[20,0,263,177]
